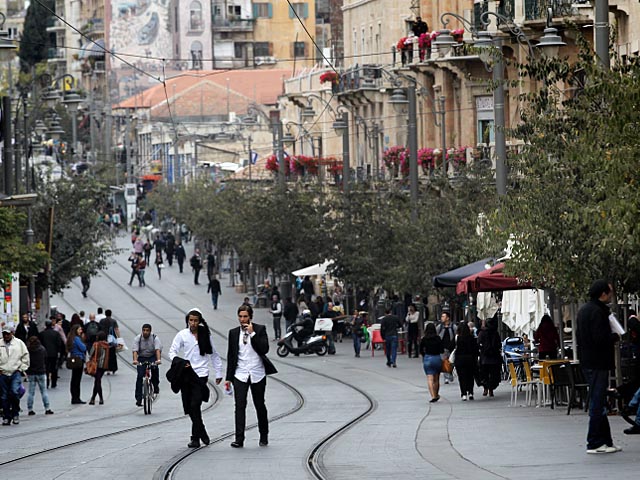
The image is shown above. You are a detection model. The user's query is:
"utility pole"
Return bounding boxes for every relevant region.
[247,134,252,190]
[2,96,13,195]
[90,74,96,163]
[125,114,132,183]
[594,0,610,69]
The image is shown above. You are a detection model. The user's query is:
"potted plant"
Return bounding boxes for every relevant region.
[452,28,464,43]
[383,146,408,178]
[418,147,436,175]
[265,154,290,175]
[292,155,319,176]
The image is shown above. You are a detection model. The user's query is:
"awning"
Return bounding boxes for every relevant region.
[292,260,333,277]
[432,257,494,288]
[80,39,106,58]
[456,262,532,295]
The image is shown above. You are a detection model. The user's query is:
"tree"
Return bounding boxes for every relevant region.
[19,0,54,73]
[31,176,118,293]
[493,40,640,300]
[0,208,48,283]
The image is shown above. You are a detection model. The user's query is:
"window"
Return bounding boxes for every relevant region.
[293,41,306,57]
[253,2,272,18]
[476,96,495,144]
[288,2,308,19]
[234,42,248,59]
[254,42,271,57]
[228,4,241,17]
[191,41,203,70]
[189,1,203,31]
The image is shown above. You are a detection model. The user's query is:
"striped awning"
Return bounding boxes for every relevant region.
[80,39,105,58]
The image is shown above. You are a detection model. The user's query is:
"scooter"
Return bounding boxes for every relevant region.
[276,325,328,357]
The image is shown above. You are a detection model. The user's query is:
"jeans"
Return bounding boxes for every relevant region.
[385,336,398,365]
[232,376,268,443]
[135,357,160,402]
[628,386,640,426]
[583,368,613,449]
[27,374,50,410]
[272,316,282,340]
[353,333,362,356]
[210,292,219,309]
[0,372,23,419]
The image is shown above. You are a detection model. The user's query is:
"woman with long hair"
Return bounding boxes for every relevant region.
[87,331,110,405]
[66,324,87,404]
[534,314,560,360]
[405,304,420,358]
[453,322,479,401]
[478,317,502,397]
[420,323,444,403]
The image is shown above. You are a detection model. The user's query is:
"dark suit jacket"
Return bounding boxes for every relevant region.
[226,323,277,382]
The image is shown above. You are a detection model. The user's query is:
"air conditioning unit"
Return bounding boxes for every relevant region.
[255,56,277,65]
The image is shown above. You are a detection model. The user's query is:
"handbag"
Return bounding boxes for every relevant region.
[85,347,98,376]
[66,356,83,369]
[449,348,457,364]
[107,325,118,347]
[441,356,454,374]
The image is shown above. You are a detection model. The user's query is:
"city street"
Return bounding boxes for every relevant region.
[1,236,638,479]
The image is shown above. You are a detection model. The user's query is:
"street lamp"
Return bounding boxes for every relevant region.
[63,90,84,162]
[433,8,565,195]
[332,109,350,195]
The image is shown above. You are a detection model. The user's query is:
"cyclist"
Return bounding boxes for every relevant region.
[132,324,162,407]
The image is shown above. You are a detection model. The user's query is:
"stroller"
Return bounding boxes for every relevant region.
[502,337,526,381]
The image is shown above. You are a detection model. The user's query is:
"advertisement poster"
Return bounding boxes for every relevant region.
[0,273,20,327]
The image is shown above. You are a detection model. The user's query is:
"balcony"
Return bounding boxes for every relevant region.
[82,18,105,37]
[523,0,591,25]
[47,47,66,63]
[212,17,255,32]
[46,18,65,32]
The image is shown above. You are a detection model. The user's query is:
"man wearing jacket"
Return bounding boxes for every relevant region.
[576,279,621,454]
[225,305,277,448]
[0,326,30,425]
[380,307,403,368]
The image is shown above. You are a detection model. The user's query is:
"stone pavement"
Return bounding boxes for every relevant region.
[1,235,637,479]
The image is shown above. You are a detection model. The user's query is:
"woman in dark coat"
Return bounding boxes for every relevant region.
[66,324,87,404]
[477,317,502,397]
[453,322,479,401]
[420,323,444,403]
[534,314,560,360]
[88,332,110,405]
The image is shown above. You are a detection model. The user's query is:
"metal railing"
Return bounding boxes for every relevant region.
[212,17,255,31]
[525,0,577,21]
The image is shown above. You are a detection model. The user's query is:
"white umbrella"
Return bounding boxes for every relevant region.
[291,260,334,277]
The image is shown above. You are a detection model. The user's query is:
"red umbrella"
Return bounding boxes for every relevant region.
[456,262,532,295]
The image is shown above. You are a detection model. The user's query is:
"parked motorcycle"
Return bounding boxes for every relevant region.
[276,324,328,357]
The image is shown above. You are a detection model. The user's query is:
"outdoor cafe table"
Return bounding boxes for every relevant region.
[531,359,576,407]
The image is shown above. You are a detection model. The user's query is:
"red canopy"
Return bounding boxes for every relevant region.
[456,262,532,295]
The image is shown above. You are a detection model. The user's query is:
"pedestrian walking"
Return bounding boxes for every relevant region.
[127,252,142,286]
[282,297,299,334]
[143,239,152,265]
[576,279,622,454]
[436,311,457,383]
[80,275,91,298]
[15,313,38,344]
[168,308,223,448]
[99,310,120,374]
[165,232,175,266]
[534,314,560,360]
[405,304,420,358]
[190,249,203,285]
[88,332,110,405]
[155,250,164,279]
[207,275,222,309]
[175,241,186,273]
[380,307,403,368]
[0,326,30,425]
[269,295,283,340]
[225,305,277,448]
[206,250,216,281]
[26,336,53,415]
[477,317,502,397]
[39,320,65,388]
[453,322,478,401]
[420,323,444,403]
[351,311,366,358]
[66,324,87,404]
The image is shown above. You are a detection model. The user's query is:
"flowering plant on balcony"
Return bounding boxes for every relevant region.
[326,159,343,176]
[452,28,464,43]
[293,155,319,175]
[396,37,411,51]
[447,146,469,167]
[418,147,437,171]
[319,71,339,85]
[383,146,408,168]
[265,154,290,175]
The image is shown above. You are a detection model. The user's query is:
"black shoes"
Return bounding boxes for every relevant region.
[230,441,244,448]
[45,409,55,415]
[201,433,210,445]
[71,400,86,405]
[188,437,201,448]
[624,425,640,435]
[28,411,36,416]
[259,437,268,447]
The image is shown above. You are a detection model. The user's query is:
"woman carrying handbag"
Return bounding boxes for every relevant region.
[66,325,87,404]
[87,332,110,405]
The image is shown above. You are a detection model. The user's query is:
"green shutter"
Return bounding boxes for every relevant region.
[252,4,258,18]
[267,3,273,18]
[302,3,308,19]
[289,4,294,18]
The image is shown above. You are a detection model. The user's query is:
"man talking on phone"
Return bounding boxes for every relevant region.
[225,304,277,448]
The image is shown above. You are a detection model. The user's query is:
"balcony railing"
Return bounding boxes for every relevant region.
[212,17,255,32]
[46,18,65,31]
[332,65,383,95]
[524,0,578,21]
[82,18,105,36]
[473,1,489,32]
[497,0,516,21]
[47,47,65,60]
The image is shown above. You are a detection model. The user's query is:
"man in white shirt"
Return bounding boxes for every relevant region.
[225,305,277,448]
[0,326,30,425]
[169,308,223,448]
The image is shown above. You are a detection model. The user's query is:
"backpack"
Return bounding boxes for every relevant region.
[86,321,100,339]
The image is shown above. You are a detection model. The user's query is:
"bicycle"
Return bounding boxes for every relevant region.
[140,361,157,415]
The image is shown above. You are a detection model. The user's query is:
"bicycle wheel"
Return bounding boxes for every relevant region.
[143,378,152,415]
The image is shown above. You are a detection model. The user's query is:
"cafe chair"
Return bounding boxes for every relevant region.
[508,361,536,407]
[549,363,587,414]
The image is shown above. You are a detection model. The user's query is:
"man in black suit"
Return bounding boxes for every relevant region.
[225,304,277,448]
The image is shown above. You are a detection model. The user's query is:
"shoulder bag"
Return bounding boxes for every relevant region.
[66,355,83,369]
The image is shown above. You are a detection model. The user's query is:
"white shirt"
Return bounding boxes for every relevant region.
[406,311,420,324]
[169,328,223,379]
[235,331,265,383]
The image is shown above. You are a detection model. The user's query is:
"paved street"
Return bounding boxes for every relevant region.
[1,236,638,479]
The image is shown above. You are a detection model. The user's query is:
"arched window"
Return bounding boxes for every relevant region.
[191,41,203,70]
[189,1,203,31]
